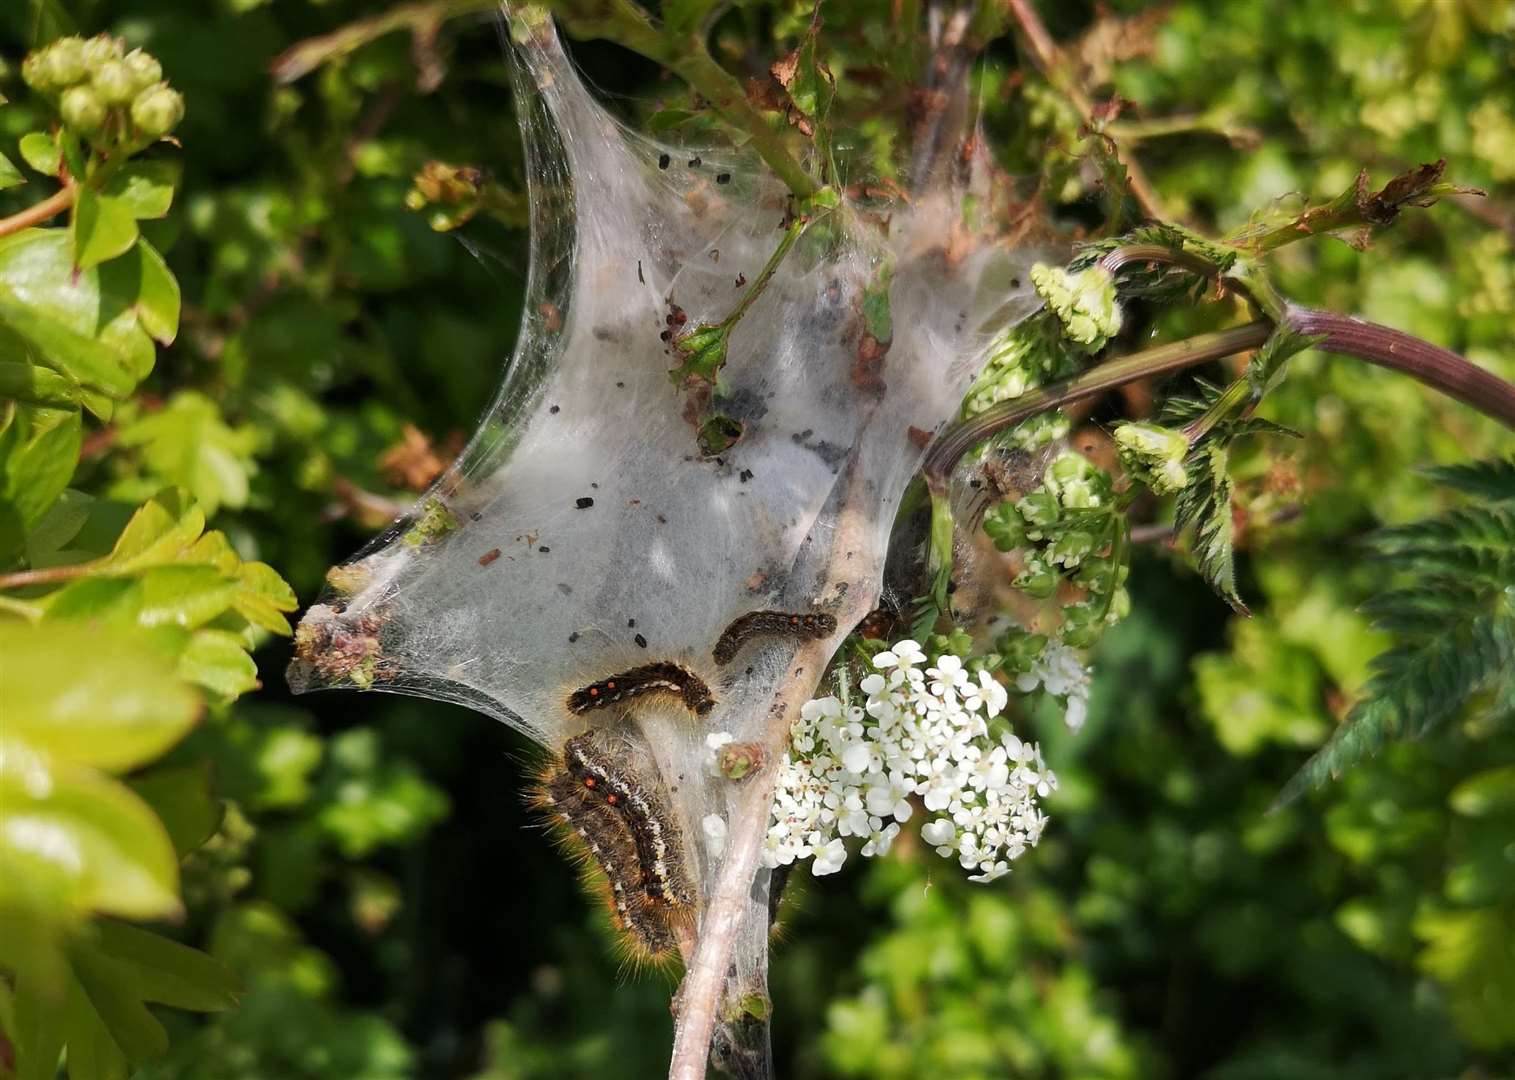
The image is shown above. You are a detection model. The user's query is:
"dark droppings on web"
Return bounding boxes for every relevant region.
[790,429,849,468]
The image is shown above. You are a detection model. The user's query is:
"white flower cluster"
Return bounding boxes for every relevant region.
[762,640,1057,883]
[1015,639,1092,733]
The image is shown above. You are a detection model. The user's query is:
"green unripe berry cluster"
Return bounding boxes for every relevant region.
[21,35,183,151]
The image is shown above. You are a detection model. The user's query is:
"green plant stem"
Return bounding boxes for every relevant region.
[0,182,76,238]
[923,322,1274,493]
[1181,375,1251,443]
[721,215,808,329]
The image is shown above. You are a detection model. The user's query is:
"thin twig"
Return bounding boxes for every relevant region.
[269,0,494,83]
[668,478,874,1080]
[0,183,76,238]
[1003,0,1165,221]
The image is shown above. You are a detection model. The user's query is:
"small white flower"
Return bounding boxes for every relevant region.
[811,838,848,876]
[921,819,956,847]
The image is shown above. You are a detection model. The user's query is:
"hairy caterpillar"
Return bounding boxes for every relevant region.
[564,732,695,907]
[712,610,838,666]
[531,763,679,958]
[566,662,715,716]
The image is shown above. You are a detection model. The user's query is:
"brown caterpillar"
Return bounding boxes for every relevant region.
[712,610,838,666]
[531,763,679,959]
[566,662,715,716]
[564,732,695,907]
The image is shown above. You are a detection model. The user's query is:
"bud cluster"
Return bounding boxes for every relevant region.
[21,36,184,151]
[982,449,1130,648]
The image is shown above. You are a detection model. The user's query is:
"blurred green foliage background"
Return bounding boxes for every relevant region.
[3,0,1513,1077]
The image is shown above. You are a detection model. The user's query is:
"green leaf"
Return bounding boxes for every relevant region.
[0,229,162,406]
[129,762,222,858]
[1277,460,1515,804]
[92,922,239,1012]
[0,621,200,772]
[178,629,261,698]
[0,405,82,559]
[0,360,79,408]
[131,240,180,344]
[1172,440,1247,614]
[104,491,207,573]
[99,161,180,221]
[72,188,140,272]
[0,741,183,922]
[114,392,257,514]
[18,133,61,176]
[1245,326,1325,400]
[0,151,23,190]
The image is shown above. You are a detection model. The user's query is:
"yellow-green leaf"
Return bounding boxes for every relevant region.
[71,188,140,272]
[0,621,199,772]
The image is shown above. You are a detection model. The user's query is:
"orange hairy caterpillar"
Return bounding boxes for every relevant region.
[531,763,679,958]
[564,732,695,907]
[712,610,838,666]
[566,662,715,716]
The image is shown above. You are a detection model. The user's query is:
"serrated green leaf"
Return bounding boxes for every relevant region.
[1423,456,1515,502]
[0,151,23,190]
[99,161,180,221]
[72,188,141,273]
[1173,440,1247,613]
[0,621,200,772]
[18,133,61,176]
[129,763,222,857]
[1245,326,1325,400]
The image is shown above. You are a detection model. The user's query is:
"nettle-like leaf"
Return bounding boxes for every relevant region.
[1277,457,1515,805]
[1172,439,1246,614]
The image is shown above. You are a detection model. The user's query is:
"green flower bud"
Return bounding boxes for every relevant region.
[1048,529,1095,568]
[1016,490,1061,531]
[983,503,1028,552]
[1012,564,1059,600]
[59,84,107,133]
[41,37,88,89]
[91,59,138,105]
[1114,421,1192,495]
[1060,605,1102,648]
[130,83,185,138]
[21,51,50,91]
[80,35,124,68]
[1030,263,1123,353]
[122,49,162,92]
